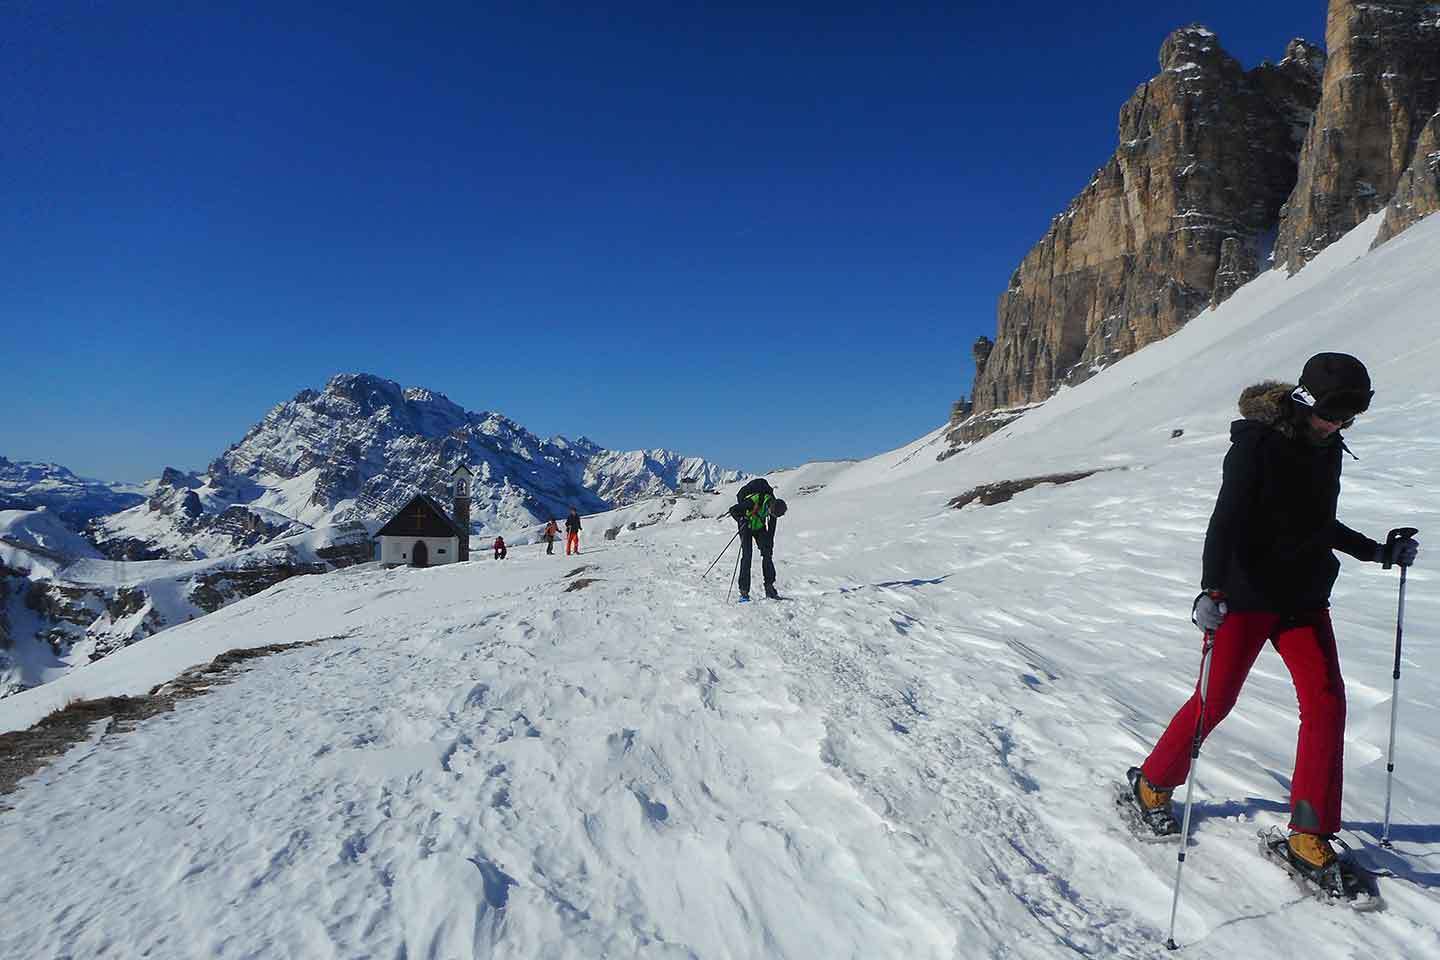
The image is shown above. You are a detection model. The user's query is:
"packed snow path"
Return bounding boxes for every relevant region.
[2,469,1437,959]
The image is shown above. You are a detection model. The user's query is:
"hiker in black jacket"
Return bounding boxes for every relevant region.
[727,477,788,601]
[1127,353,1420,878]
[565,507,582,556]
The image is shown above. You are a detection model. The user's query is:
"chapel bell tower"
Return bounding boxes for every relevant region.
[452,463,473,561]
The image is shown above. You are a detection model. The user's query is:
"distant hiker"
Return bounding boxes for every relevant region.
[727,477,788,601]
[543,519,561,555]
[1124,353,1419,884]
[565,507,582,556]
[493,536,507,560]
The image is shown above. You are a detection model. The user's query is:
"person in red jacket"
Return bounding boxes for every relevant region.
[492,536,507,560]
[542,519,560,555]
[1124,353,1419,883]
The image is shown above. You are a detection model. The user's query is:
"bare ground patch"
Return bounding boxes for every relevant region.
[0,635,348,803]
[949,471,1101,510]
[564,578,602,592]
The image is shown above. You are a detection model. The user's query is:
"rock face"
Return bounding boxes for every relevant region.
[1211,236,1261,308]
[951,27,1323,446]
[1375,108,1440,245]
[1275,1,1440,270]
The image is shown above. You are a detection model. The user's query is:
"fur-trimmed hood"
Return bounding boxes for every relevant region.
[1236,379,1351,453]
[1237,381,1299,438]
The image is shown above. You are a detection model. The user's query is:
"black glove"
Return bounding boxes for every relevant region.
[1376,536,1419,568]
[770,498,787,518]
[727,503,746,523]
[1192,591,1227,632]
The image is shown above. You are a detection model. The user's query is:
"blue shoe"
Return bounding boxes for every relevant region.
[738,595,750,603]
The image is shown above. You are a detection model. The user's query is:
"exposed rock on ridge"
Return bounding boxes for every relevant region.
[0,523,374,698]
[949,26,1324,448]
[1275,1,1440,269]
[1374,107,1440,245]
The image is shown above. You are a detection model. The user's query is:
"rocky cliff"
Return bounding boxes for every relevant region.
[1276,1,1440,269]
[949,27,1324,448]
[1374,107,1440,245]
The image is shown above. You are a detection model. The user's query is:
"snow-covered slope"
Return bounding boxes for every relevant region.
[0,519,374,698]
[0,456,144,526]
[2,215,1439,957]
[90,374,744,560]
[0,508,102,564]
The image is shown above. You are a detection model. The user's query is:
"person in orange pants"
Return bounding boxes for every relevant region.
[565,507,582,556]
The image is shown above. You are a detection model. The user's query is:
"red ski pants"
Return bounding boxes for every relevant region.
[1140,610,1346,835]
[566,532,580,555]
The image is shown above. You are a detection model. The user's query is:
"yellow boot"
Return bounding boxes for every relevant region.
[1125,767,1179,835]
[1134,772,1173,813]
[1287,832,1337,870]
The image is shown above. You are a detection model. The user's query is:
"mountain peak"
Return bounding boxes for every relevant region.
[1158,24,1233,73]
[96,374,745,559]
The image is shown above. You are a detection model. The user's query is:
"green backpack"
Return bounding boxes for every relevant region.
[743,492,773,531]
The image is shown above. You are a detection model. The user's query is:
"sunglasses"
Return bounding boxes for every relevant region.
[1292,385,1372,426]
[1313,412,1357,429]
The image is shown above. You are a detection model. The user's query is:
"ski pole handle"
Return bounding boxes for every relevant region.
[1383,527,1419,571]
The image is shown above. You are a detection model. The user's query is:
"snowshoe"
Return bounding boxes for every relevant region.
[1256,827,1383,911]
[1115,767,1180,841]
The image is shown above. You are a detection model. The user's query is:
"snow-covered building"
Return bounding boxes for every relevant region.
[374,466,473,567]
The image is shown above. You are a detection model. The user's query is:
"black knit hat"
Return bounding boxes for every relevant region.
[1292,353,1373,421]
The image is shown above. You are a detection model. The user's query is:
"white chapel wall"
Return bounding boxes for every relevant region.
[380,536,460,566]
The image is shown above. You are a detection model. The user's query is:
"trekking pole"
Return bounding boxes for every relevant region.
[1166,627,1217,951]
[727,542,742,602]
[1380,526,1419,848]
[701,530,741,580]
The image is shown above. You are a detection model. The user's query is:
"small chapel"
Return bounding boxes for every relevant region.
[374,464,473,567]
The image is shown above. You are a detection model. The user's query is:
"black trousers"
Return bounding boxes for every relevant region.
[545,537,554,554]
[738,527,775,596]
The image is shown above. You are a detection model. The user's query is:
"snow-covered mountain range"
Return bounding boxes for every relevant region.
[1,374,742,696]
[89,373,744,560]
[0,456,144,526]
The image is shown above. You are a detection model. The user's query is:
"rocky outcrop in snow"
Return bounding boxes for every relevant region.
[949,27,1323,448]
[1276,1,1440,269]
[1374,108,1440,246]
[89,470,307,561]
[0,519,374,699]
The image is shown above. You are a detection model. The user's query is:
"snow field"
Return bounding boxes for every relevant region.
[1,214,1440,956]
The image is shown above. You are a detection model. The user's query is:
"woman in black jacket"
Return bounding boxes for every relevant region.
[1126,353,1418,877]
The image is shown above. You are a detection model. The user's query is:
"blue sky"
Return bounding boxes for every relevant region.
[3,1,1325,481]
